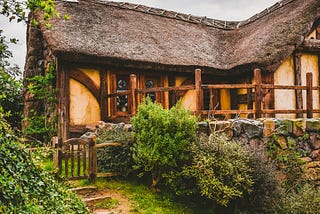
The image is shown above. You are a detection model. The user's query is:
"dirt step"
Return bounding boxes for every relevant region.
[70,186,98,195]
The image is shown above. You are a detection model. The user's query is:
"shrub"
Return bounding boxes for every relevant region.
[183,133,253,207]
[232,147,281,213]
[276,183,320,214]
[96,123,134,177]
[0,114,88,213]
[131,98,197,187]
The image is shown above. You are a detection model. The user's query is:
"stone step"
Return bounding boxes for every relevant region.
[69,186,98,195]
[83,195,112,203]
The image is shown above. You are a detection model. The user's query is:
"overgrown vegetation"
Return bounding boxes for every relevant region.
[0,30,23,130]
[0,113,88,213]
[23,62,57,144]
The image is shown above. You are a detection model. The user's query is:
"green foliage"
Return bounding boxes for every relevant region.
[183,134,253,207]
[23,62,57,144]
[0,30,23,130]
[231,148,281,213]
[1,0,58,24]
[96,124,135,177]
[267,134,304,187]
[0,114,88,213]
[131,98,198,187]
[276,183,320,214]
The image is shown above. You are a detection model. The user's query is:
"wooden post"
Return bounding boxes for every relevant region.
[100,70,108,121]
[294,52,303,118]
[130,74,137,115]
[195,69,203,113]
[89,138,97,182]
[254,69,262,119]
[306,72,313,118]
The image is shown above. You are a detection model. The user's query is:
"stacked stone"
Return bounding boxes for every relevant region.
[197,118,320,186]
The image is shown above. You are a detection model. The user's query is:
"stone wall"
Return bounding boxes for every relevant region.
[198,118,320,185]
[83,119,320,185]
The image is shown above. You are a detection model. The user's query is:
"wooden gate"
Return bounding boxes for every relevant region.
[54,137,121,182]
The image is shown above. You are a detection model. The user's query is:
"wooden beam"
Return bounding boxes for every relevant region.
[316,25,320,40]
[130,74,137,115]
[306,72,313,118]
[294,52,303,118]
[100,70,108,121]
[57,61,70,142]
[195,69,203,112]
[70,69,100,103]
[254,69,262,119]
[298,39,320,52]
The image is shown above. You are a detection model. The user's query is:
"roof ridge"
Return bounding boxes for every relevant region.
[72,0,296,30]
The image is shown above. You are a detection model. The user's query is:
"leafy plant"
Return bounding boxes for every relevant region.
[131,97,198,187]
[0,30,23,130]
[96,124,134,177]
[0,113,88,213]
[231,147,281,213]
[23,62,57,144]
[276,183,320,214]
[183,133,253,207]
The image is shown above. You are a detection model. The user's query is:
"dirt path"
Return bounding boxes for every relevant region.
[72,186,132,214]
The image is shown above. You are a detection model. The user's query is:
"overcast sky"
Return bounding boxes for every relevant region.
[0,0,279,69]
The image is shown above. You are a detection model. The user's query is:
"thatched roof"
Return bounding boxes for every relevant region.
[35,0,320,74]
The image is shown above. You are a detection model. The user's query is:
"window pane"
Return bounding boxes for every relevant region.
[146,80,156,102]
[117,78,128,112]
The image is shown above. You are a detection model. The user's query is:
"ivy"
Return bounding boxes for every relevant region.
[23,62,57,144]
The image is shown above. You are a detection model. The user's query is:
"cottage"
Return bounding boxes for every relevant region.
[24,0,320,140]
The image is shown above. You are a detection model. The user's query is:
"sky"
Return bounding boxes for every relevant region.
[0,0,279,69]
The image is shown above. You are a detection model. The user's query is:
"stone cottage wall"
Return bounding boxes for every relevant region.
[198,118,320,185]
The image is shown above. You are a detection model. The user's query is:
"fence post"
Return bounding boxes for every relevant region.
[89,138,97,182]
[306,72,313,118]
[130,74,137,115]
[254,69,262,119]
[54,137,63,174]
[195,69,203,113]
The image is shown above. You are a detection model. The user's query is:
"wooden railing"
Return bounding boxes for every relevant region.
[107,68,320,119]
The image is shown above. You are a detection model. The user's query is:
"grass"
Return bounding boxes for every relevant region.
[94,197,119,210]
[71,178,215,214]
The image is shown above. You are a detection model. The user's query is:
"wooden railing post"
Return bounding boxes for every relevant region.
[306,72,313,118]
[89,138,97,182]
[130,74,137,115]
[195,69,203,113]
[254,68,262,119]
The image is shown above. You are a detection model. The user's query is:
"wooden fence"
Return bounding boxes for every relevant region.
[54,137,121,181]
[108,68,320,119]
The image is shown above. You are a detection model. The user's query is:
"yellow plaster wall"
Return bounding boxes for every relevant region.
[79,68,100,88]
[301,54,319,117]
[70,79,101,125]
[175,76,197,111]
[274,57,296,118]
[163,76,169,109]
[238,88,248,117]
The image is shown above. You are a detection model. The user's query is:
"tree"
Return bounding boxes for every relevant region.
[0,0,57,130]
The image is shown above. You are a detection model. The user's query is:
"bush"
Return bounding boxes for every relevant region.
[276,184,320,214]
[183,133,253,207]
[0,114,88,213]
[231,147,281,213]
[96,123,134,177]
[131,98,198,187]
